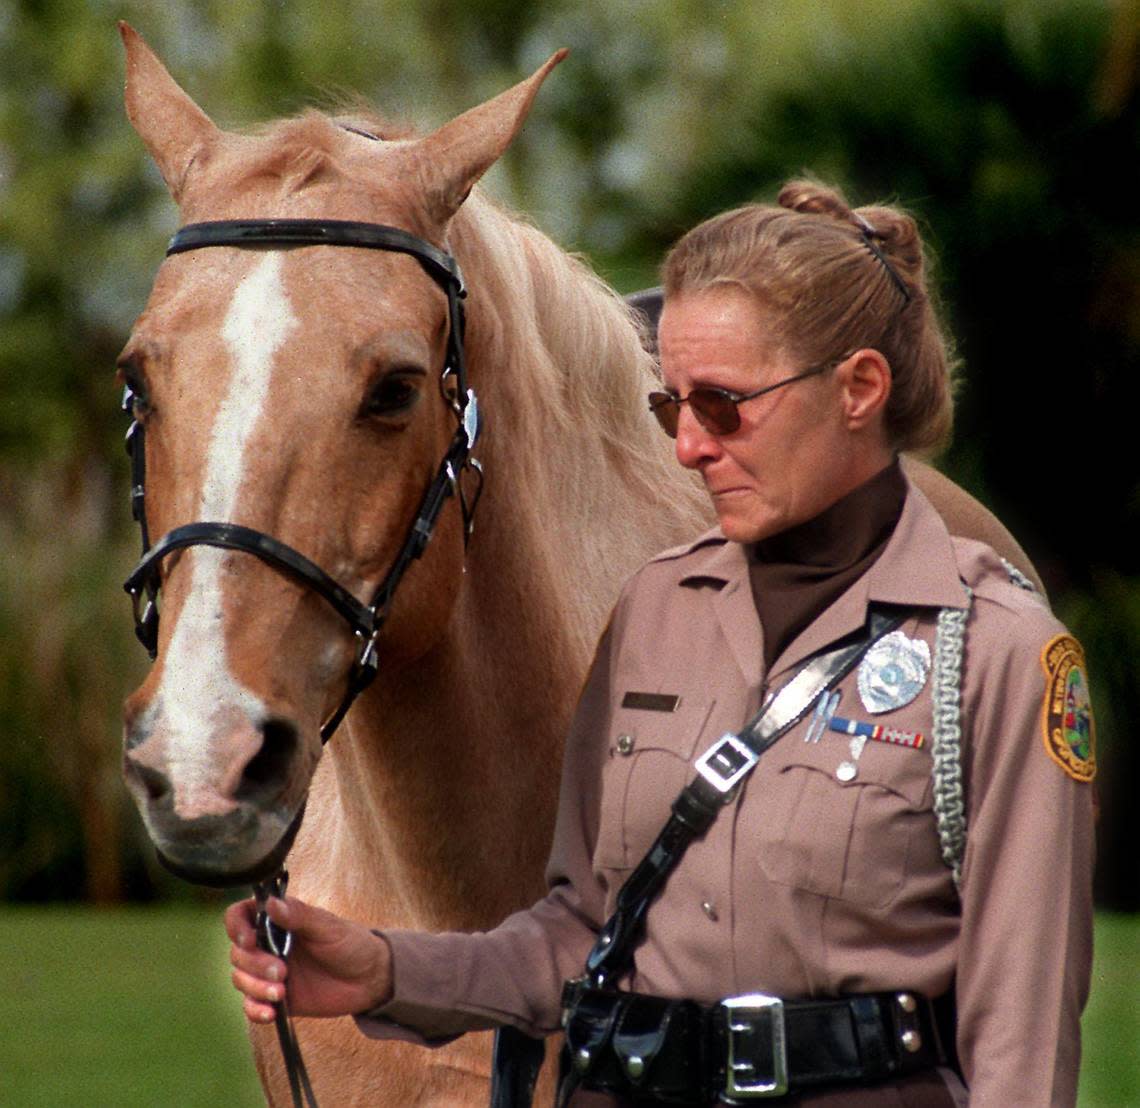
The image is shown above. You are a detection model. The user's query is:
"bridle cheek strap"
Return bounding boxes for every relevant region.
[122,219,482,744]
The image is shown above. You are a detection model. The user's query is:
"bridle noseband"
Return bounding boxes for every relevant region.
[122,218,484,741]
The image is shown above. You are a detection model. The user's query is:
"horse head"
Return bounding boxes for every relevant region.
[116,24,565,886]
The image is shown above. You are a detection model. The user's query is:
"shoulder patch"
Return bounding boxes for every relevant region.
[1040,634,1096,782]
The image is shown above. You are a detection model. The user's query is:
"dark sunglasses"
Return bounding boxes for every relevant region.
[648,364,830,438]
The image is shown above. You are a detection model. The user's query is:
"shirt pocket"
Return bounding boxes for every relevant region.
[754,740,933,909]
[594,695,718,873]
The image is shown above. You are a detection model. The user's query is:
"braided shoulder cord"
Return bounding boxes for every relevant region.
[931,591,973,889]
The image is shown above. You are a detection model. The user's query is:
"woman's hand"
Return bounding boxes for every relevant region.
[225,896,393,1024]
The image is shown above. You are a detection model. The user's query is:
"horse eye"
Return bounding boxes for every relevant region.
[362,371,422,419]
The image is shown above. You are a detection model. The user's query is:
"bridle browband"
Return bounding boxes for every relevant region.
[122,218,484,742]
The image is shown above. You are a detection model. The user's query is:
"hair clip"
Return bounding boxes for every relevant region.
[853,214,912,304]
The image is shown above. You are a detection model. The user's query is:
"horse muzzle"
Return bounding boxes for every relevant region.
[153,804,308,888]
[123,706,316,887]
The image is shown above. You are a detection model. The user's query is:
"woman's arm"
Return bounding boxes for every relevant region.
[955,599,1095,1106]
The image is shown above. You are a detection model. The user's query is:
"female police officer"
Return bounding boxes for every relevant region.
[227,181,1095,1106]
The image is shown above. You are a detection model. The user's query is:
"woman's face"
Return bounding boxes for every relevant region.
[658,286,890,543]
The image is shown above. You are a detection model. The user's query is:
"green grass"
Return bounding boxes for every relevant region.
[0,907,1135,1106]
[1079,913,1140,1108]
[0,904,262,1107]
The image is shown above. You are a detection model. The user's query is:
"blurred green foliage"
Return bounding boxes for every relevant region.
[0,0,1136,904]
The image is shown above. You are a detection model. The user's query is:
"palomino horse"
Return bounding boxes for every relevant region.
[116,25,1041,1107]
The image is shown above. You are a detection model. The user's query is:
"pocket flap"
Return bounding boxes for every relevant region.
[776,736,932,810]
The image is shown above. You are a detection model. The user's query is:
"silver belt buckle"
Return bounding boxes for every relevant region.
[721,993,788,1099]
[694,734,759,794]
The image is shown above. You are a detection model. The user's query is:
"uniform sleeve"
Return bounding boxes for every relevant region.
[355,611,623,1043]
[955,607,1095,1106]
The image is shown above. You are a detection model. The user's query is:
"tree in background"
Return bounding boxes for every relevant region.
[1,0,1134,905]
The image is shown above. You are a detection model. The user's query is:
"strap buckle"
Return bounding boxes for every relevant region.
[694,734,759,794]
[720,994,788,1099]
[253,869,292,959]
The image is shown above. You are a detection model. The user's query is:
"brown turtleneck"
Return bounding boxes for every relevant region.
[748,459,908,670]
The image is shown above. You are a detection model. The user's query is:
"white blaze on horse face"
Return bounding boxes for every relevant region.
[154,254,298,813]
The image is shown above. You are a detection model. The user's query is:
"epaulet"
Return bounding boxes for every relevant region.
[647,526,726,565]
[951,537,1050,616]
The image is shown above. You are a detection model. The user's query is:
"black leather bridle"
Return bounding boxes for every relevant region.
[122,218,484,742]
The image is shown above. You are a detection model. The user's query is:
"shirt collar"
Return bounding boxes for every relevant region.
[866,480,971,609]
[680,481,965,599]
[676,478,970,678]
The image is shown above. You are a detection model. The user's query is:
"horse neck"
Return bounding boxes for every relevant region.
[300,499,599,930]
[294,200,707,930]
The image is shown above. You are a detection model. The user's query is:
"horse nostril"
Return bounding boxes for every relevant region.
[235,717,299,804]
[130,761,172,804]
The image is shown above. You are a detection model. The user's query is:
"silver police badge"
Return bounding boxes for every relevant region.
[857,630,931,714]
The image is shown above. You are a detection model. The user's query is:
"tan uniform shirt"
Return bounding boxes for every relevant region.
[361,483,1095,1107]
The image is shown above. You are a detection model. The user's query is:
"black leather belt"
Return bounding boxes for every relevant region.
[561,984,954,1104]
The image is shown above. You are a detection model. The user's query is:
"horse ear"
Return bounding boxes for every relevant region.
[120,22,219,201]
[414,49,568,228]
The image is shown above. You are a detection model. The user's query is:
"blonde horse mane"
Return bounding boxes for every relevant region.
[450,192,710,629]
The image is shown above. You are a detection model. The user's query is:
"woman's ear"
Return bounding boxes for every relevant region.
[837,349,892,432]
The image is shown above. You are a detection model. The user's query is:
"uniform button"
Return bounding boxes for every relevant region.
[896,993,917,1013]
[701,900,719,922]
[616,734,635,756]
[901,1029,922,1053]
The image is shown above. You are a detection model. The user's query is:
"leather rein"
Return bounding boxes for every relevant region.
[121,217,485,1108]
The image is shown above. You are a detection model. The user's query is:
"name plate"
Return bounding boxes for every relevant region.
[620,691,681,712]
